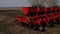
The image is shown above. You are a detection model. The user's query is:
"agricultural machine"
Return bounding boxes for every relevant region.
[16,0,60,32]
[16,7,60,31]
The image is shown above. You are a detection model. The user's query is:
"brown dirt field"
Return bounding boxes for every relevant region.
[0,10,60,34]
[0,8,22,10]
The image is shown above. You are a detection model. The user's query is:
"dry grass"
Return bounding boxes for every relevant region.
[0,10,60,34]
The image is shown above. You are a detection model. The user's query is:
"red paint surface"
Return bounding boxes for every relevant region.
[23,7,28,15]
[17,7,60,26]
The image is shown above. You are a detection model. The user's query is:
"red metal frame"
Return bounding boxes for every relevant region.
[16,7,60,26]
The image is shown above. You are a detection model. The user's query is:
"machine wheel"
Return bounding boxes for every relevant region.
[33,24,39,31]
[47,20,54,27]
[39,24,46,32]
[19,22,24,26]
[33,26,38,31]
[25,22,34,29]
[56,18,60,24]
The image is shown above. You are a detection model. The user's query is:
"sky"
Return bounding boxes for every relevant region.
[0,0,31,7]
[56,0,60,6]
[0,0,60,7]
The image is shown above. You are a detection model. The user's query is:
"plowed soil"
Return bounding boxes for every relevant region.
[0,10,60,34]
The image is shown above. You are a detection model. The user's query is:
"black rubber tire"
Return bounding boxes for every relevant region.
[56,18,60,24]
[39,25,46,32]
[33,26,38,31]
[19,22,24,26]
[26,22,34,29]
[47,20,54,27]
[33,24,39,31]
